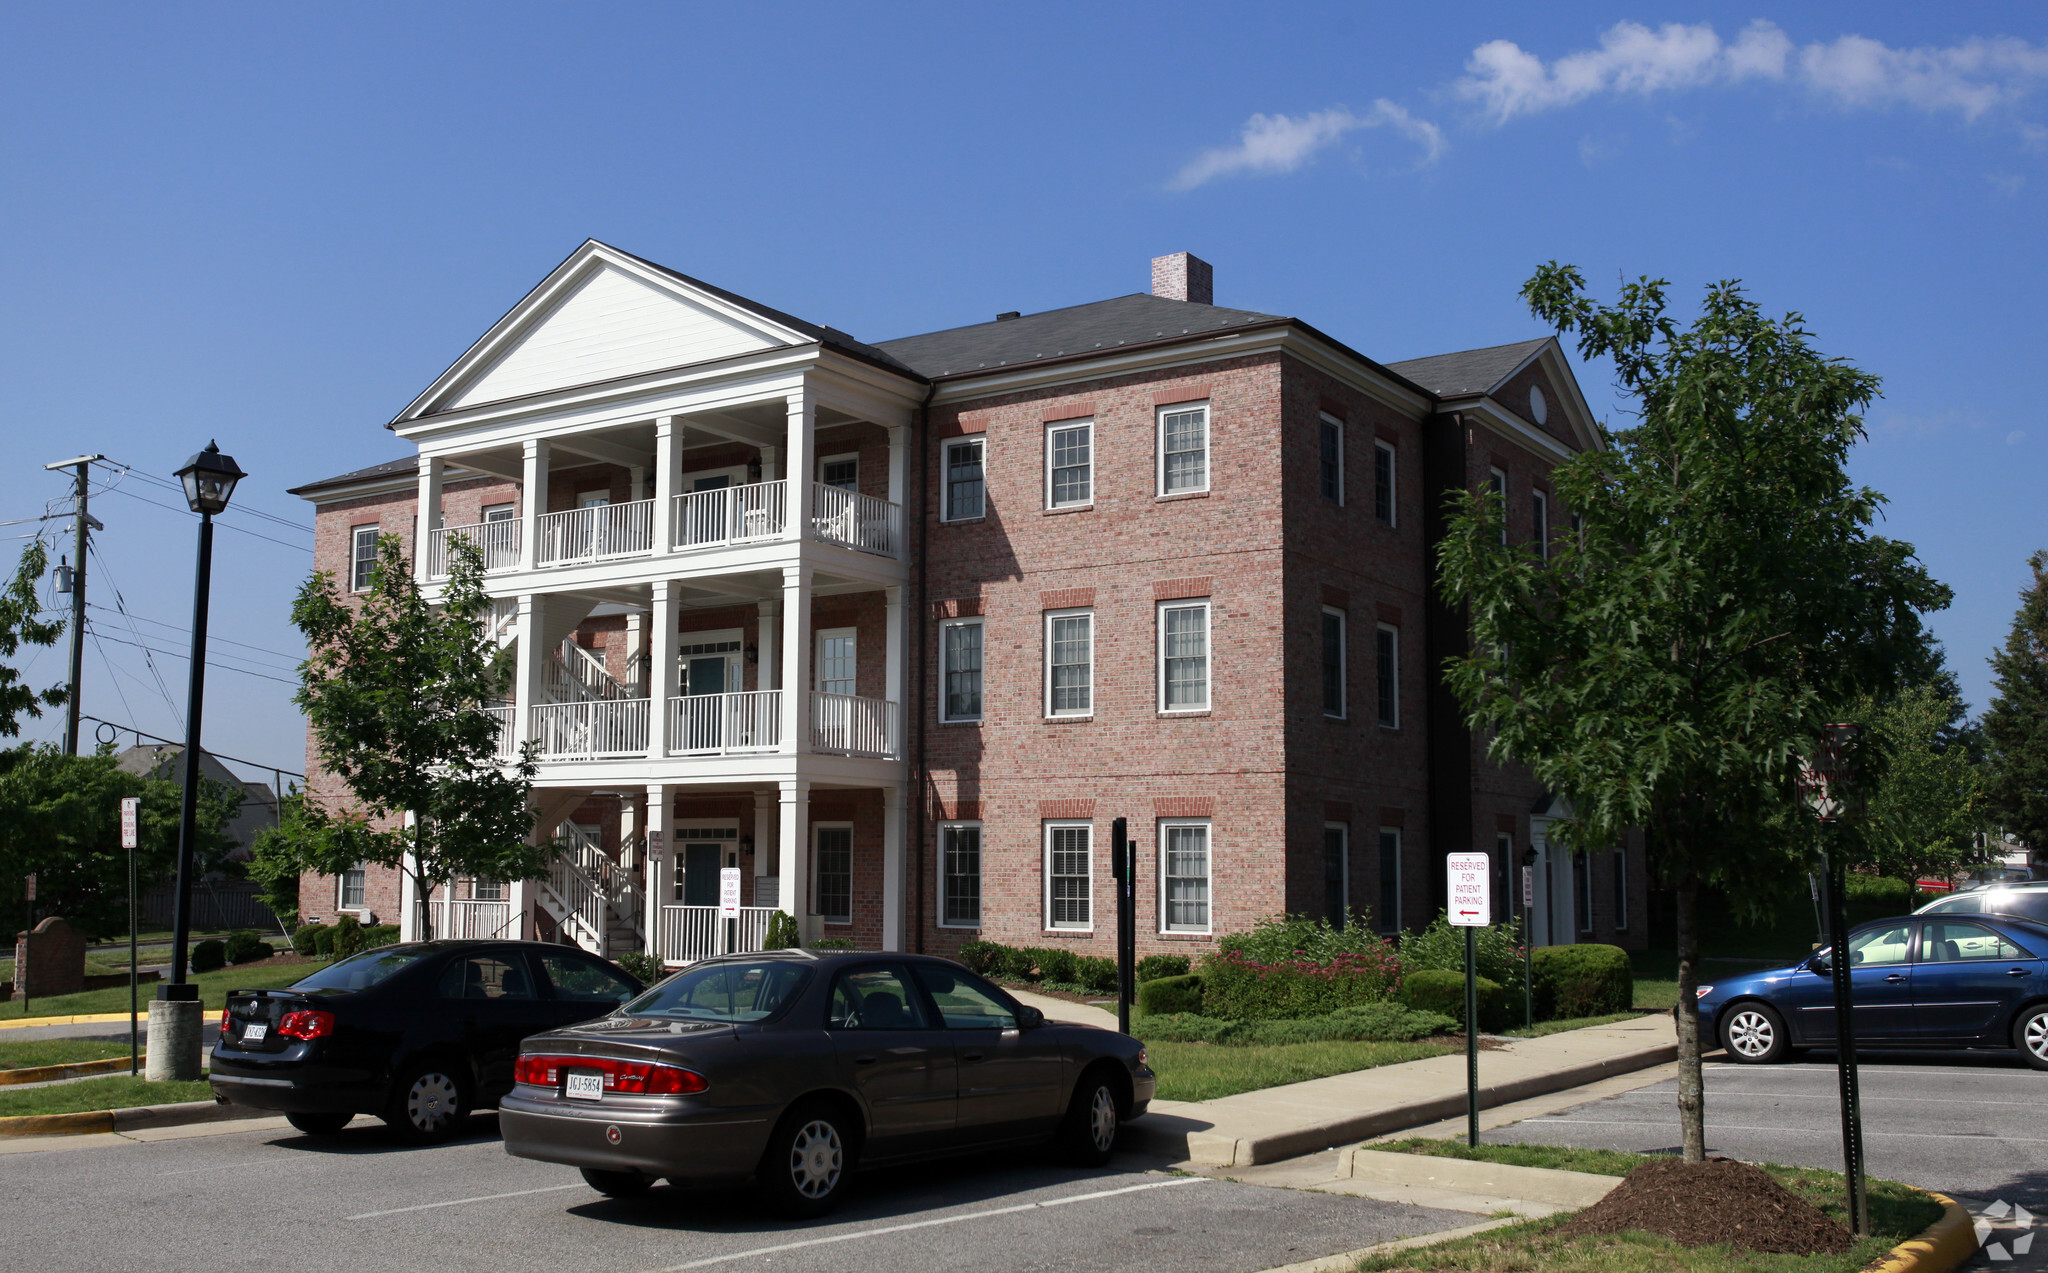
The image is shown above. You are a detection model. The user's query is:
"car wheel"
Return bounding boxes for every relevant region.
[1057,1068,1121,1166]
[382,1059,468,1144]
[284,1111,353,1136]
[2013,1004,2048,1071]
[581,1168,654,1199]
[1720,1002,1792,1064]
[758,1100,853,1217]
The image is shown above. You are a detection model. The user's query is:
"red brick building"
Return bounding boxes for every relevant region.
[289,241,1645,964]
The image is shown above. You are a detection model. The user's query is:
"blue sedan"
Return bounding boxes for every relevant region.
[1698,913,2048,1068]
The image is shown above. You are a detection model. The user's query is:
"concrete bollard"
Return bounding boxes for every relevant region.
[145,999,205,1081]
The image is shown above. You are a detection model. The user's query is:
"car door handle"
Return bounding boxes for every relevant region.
[961,1051,986,1064]
[2010,968,2031,978]
[852,1054,878,1066]
[1885,974,1906,983]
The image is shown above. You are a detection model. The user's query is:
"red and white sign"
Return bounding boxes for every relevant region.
[646,829,667,861]
[1521,865,1534,909]
[719,867,743,919]
[120,796,141,850]
[1448,853,1491,927]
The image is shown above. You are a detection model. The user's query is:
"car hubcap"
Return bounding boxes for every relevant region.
[2027,1014,2048,1060]
[407,1072,459,1130]
[1728,1010,1774,1058]
[789,1120,842,1198]
[1089,1086,1117,1152]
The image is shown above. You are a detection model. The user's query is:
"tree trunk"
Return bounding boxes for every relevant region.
[1673,870,1706,1162]
[411,817,431,942]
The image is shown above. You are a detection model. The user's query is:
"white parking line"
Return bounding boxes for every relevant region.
[641,1176,1209,1273]
[1532,1118,2048,1145]
[1674,1092,2043,1109]
[346,1183,588,1219]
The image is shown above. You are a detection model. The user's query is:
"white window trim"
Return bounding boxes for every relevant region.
[1158,818,1214,935]
[1044,820,1095,933]
[1377,828,1403,933]
[1489,467,1508,545]
[481,502,515,522]
[1044,608,1094,718]
[818,452,860,489]
[1319,413,1345,505]
[1532,489,1549,560]
[1324,822,1350,928]
[1157,599,1212,714]
[1322,606,1347,720]
[350,526,379,593]
[937,820,983,929]
[1376,623,1400,730]
[1373,439,1396,527]
[939,617,985,724]
[1157,401,1210,496]
[577,489,612,508]
[815,627,857,697]
[940,437,986,523]
[337,862,369,913]
[1045,419,1094,510]
[812,821,854,924]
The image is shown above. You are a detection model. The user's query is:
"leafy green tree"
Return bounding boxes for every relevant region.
[1437,267,1948,1161]
[1858,679,1989,889]
[282,535,538,937]
[1984,551,2048,853]
[0,542,66,737]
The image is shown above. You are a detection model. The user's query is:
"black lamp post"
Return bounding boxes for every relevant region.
[164,441,244,996]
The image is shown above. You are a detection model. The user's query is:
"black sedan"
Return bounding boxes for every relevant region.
[498,951,1156,1215]
[210,940,643,1143]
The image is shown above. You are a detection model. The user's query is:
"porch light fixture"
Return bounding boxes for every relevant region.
[745,643,759,665]
[175,441,246,516]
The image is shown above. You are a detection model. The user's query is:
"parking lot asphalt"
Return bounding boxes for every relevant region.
[0,1114,1473,1273]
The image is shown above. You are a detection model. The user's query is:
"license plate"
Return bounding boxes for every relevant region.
[243,1024,268,1044]
[565,1071,604,1101]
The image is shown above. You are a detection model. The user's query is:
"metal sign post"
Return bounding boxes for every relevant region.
[1110,818,1135,1034]
[1520,864,1535,1028]
[121,797,141,1076]
[1800,723,1869,1238]
[1447,852,1491,1147]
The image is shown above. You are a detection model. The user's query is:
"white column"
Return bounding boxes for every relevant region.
[884,584,904,755]
[785,391,815,543]
[759,444,779,483]
[648,581,678,758]
[654,416,681,551]
[886,424,906,506]
[507,878,529,940]
[753,790,776,894]
[646,784,672,961]
[519,438,550,572]
[398,849,421,943]
[624,612,646,696]
[756,599,779,692]
[779,565,811,753]
[415,455,445,581]
[514,594,544,752]
[882,783,905,952]
[778,778,810,933]
[629,464,648,502]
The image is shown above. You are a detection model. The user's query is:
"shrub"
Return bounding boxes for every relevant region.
[310,925,336,956]
[1530,944,1632,1019]
[1220,912,1387,964]
[1400,968,1506,1032]
[1072,955,1119,994]
[1201,915,1404,1020]
[614,951,664,986]
[762,911,801,950]
[290,923,327,957]
[1401,912,1528,1001]
[224,930,272,965]
[190,939,227,974]
[996,946,1036,980]
[1134,1003,1458,1046]
[1136,973,1205,1016]
[954,940,1003,976]
[362,924,400,950]
[330,914,364,960]
[810,937,855,951]
[1027,947,1077,985]
[1136,954,1191,983]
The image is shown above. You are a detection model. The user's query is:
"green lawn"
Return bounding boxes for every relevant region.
[0,959,316,1020]
[1501,1012,1644,1039]
[1361,1141,1943,1273]
[0,1038,138,1071]
[1147,1038,1457,1102]
[0,1074,214,1118]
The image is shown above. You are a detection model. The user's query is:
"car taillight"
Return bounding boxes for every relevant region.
[515,1054,707,1095]
[219,1007,233,1037]
[276,1010,335,1040]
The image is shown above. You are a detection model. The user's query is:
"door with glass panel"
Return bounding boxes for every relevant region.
[675,638,741,753]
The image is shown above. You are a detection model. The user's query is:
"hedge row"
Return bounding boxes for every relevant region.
[290,916,399,960]
[953,941,1190,995]
[1133,1002,1458,1046]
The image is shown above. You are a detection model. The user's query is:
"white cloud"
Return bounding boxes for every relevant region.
[1458,20,2048,125]
[2009,430,2027,446]
[1170,101,1443,190]
[1989,172,2027,195]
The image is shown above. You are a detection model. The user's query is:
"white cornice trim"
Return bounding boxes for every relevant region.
[1457,399,1580,464]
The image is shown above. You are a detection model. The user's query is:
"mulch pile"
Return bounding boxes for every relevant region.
[1558,1158,1854,1254]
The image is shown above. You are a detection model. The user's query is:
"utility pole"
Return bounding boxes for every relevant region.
[44,455,104,755]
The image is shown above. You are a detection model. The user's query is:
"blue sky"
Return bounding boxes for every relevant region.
[1,3,2043,783]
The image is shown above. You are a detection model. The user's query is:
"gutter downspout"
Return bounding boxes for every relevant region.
[912,381,936,952]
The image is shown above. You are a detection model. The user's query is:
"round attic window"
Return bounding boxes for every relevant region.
[1528,385,1549,425]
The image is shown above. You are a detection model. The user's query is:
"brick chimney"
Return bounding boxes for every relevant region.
[1151,252,1213,305]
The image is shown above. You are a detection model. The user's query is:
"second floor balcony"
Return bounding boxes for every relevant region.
[488,689,900,767]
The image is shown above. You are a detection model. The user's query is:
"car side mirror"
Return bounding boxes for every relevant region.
[1016,1005,1046,1030]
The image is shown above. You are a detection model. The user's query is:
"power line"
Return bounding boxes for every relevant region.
[100,485,312,554]
[85,540,185,728]
[89,629,301,689]
[82,713,304,780]
[88,629,142,730]
[90,459,314,535]
[84,602,302,668]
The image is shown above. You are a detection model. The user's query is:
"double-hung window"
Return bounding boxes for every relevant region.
[1319,415,1344,503]
[1377,829,1402,933]
[339,863,367,911]
[817,629,857,697]
[1574,851,1593,934]
[943,438,985,521]
[1323,824,1349,930]
[1159,600,1210,712]
[1612,850,1629,931]
[1160,820,1212,933]
[814,825,852,923]
[1046,610,1093,716]
[941,619,984,723]
[1374,441,1396,526]
[350,526,379,592]
[1159,403,1208,495]
[1376,624,1399,729]
[1488,467,1508,544]
[1321,608,1346,718]
[819,454,859,491]
[1532,489,1549,560]
[1496,833,1514,925]
[939,822,982,928]
[1045,822,1093,930]
[1047,420,1092,508]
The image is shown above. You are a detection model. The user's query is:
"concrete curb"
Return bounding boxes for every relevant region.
[1340,1148,1620,1210]
[0,1012,138,1031]
[1870,1193,1978,1273]
[0,1056,137,1086]
[0,1098,267,1138]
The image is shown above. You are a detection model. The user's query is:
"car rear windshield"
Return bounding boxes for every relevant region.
[1979,891,2048,924]
[624,961,811,1023]
[291,948,437,994]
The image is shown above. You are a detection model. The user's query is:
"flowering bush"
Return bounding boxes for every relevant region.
[1201,915,1405,1020]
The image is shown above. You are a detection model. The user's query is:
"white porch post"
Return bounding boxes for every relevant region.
[883,784,905,952]
[654,416,680,551]
[414,455,444,581]
[779,565,811,754]
[519,438,549,572]
[514,594,544,752]
[886,424,906,558]
[759,445,779,483]
[629,464,648,502]
[648,581,677,758]
[884,584,904,758]
[507,878,530,940]
[785,390,815,543]
[753,789,776,904]
[756,599,778,692]
[398,851,421,943]
[778,778,811,937]
[646,784,672,961]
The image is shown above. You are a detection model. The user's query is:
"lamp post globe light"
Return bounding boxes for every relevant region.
[147,441,245,1083]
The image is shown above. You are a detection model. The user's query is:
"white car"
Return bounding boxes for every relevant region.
[1917,880,2048,925]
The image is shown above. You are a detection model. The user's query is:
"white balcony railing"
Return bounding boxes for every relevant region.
[436,896,514,940]
[426,520,522,579]
[809,692,898,758]
[532,699,649,761]
[672,480,786,552]
[536,498,657,568]
[669,690,781,756]
[483,706,516,762]
[657,904,781,964]
[810,483,900,558]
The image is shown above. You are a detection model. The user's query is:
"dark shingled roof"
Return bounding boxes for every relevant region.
[875,293,1289,379]
[287,456,417,498]
[1383,337,1550,399]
